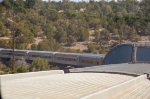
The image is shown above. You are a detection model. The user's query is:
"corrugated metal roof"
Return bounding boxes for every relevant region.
[1,68,150,99]
[1,71,134,99]
[110,79,150,99]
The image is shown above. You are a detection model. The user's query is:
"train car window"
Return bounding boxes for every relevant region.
[103,45,133,65]
[56,56,76,61]
[30,54,51,59]
[14,54,26,56]
[1,52,12,55]
[136,47,150,62]
[80,59,98,65]
[1,51,26,56]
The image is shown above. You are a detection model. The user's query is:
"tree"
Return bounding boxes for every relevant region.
[1,0,12,9]
[87,43,97,53]
[145,23,150,35]
[15,20,34,49]
[31,44,38,50]
[14,0,25,12]
[14,60,29,73]
[31,25,41,37]
[44,23,56,39]
[78,27,90,41]
[141,0,150,19]
[67,35,76,46]
[0,22,6,36]
[54,27,67,43]
[25,0,36,8]
[30,57,49,72]
[0,40,11,48]
[0,62,10,74]
[37,39,59,51]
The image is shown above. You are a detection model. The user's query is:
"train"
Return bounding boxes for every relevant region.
[0,42,149,68]
[0,48,105,67]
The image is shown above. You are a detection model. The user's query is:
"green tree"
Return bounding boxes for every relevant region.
[78,27,89,41]
[67,35,76,46]
[31,44,38,50]
[30,57,49,72]
[0,22,6,36]
[44,23,56,39]
[0,62,10,74]
[1,0,12,9]
[37,39,59,51]
[15,20,34,49]
[54,27,67,43]
[0,40,11,48]
[25,0,36,8]
[87,43,97,53]
[14,60,29,73]
[15,0,25,12]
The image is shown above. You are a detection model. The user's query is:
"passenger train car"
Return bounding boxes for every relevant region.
[79,54,104,66]
[54,53,79,66]
[28,51,54,63]
[0,49,29,60]
[0,48,105,67]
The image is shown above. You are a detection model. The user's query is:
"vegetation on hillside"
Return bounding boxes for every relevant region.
[0,58,58,74]
[0,0,150,53]
[0,0,150,74]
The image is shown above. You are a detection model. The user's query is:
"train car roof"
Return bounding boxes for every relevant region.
[79,53,105,58]
[28,50,54,53]
[55,52,81,55]
[113,42,150,48]
[1,49,30,52]
[55,52,105,57]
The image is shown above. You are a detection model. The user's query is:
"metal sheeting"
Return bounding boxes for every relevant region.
[136,47,150,62]
[1,72,133,99]
[103,43,150,65]
[110,78,150,99]
[103,44,133,65]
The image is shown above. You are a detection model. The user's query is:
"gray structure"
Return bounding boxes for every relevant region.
[103,42,150,65]
[69,63,150,76]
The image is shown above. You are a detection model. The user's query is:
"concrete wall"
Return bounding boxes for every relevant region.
[0,70,64,82]
[81,75,147,99]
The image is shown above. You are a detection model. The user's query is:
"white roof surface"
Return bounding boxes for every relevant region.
[1,71,134,99]
[111,79,150,99]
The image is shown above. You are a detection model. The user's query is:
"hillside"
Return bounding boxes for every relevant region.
[0,0,150,54]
